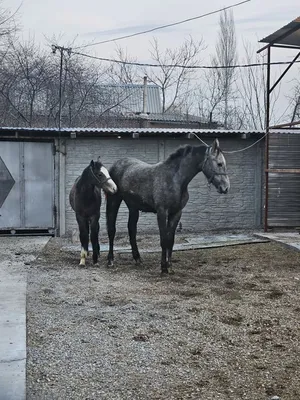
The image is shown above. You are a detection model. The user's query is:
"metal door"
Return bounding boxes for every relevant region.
[0,141,54,230]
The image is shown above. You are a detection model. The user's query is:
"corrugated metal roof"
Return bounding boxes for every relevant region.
[0,126,265,135]
[100,84,162,114]
[260,16,300,47]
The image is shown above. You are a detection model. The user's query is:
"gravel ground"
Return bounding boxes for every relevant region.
[26,235,300,400]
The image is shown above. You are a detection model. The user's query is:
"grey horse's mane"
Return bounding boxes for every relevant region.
[166,145,193,162]
[166,144,206,163]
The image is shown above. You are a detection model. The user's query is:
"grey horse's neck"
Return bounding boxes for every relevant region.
[167,145,208,187]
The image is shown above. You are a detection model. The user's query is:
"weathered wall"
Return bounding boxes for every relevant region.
[64,137,264,239]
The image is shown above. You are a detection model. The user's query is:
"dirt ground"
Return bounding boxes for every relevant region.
[26,235,300,400]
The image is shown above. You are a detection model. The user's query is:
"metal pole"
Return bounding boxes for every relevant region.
[58,48,63,131]
[264,46,271,232]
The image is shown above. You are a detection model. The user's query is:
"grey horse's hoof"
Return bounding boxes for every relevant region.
[161,267,174,275]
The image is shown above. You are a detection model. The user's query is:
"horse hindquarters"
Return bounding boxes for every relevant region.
[106,193,122,267]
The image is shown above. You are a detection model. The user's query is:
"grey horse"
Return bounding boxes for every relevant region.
[70,158,117,266]
[106,139,230,274]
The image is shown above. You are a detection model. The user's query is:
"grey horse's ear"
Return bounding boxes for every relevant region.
[211,139,220,154]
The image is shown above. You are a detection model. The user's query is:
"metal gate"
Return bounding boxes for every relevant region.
[0,141,54,231]
[267,133,300,228]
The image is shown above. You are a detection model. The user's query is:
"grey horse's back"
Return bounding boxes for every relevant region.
[110,158,158,184]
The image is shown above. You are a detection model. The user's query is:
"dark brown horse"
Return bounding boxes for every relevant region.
[70,158,117,266]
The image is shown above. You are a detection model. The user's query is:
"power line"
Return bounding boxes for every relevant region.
[190,131,269,154]
[71,50,300,70]
[73,0,251,50]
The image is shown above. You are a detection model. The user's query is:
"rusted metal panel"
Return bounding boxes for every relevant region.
[268,134,300,227]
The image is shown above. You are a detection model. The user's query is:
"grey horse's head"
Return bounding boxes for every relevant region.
[202,139,230,194]
[89,158,117,194]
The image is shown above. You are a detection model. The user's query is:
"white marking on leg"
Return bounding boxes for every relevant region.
[79,248,88,266]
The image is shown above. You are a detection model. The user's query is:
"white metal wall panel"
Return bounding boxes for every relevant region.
[24,142,54,228]
[0,141,54,230]
[0,142,21,228]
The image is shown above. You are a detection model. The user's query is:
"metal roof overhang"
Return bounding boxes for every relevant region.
[258,16,300,52]
[0,126,265,140]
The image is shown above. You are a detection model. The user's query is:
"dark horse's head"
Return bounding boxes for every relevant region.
[88,158,117,194]
[202,139,230,194]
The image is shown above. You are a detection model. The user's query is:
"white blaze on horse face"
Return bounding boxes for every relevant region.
[79,248,88,266]
[100,166,117,194]
[217,152,230,193]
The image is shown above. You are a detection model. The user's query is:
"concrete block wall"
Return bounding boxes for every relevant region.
[65,136,264,239]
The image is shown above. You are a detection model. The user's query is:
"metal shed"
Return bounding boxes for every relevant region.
[258,16,300,229]
[0,127,265,236]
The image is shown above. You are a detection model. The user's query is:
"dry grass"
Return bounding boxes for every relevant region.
[27,238,300,400]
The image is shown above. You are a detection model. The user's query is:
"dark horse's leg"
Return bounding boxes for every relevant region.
[157,210,182,274]
[76,214,89,267]
[106,193,122,267]
[90,214,100,265]
[128,207,141,264]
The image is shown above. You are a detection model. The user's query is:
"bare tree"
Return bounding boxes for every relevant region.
[145,36,205,113]
[211,9,237,128]
[107,46,139,84]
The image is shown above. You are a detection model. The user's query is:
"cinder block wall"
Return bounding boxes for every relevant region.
[65,137,263,238]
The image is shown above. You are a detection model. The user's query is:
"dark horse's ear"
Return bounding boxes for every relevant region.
[211,139,220,155]
[97,156,101,162]
[90,160,94,168]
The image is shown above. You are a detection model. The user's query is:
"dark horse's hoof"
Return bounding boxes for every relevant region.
[107,260,114,268]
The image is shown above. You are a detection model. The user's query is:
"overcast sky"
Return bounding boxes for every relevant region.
[5,0,300,120]
[6,0,299,60]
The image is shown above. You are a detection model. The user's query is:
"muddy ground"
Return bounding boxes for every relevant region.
[26,236,300,400]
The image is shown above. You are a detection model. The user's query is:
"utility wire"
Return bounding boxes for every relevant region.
[71,50,300,70]
[73,0,251,50]
[190,131,268,153]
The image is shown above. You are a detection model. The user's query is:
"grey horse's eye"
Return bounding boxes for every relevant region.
[217,162,223,167]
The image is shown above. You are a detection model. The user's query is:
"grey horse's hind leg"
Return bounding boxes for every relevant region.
[157,210,169,274]
[106,193,122,267]
[128,207,141,264]
[90,214,100,264]
[166,210,182,269]
[157,210,182,274]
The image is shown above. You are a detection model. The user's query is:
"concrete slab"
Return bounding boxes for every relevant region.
[254,231,300,252]
[0,237,49,400]
[62,233,269,254]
